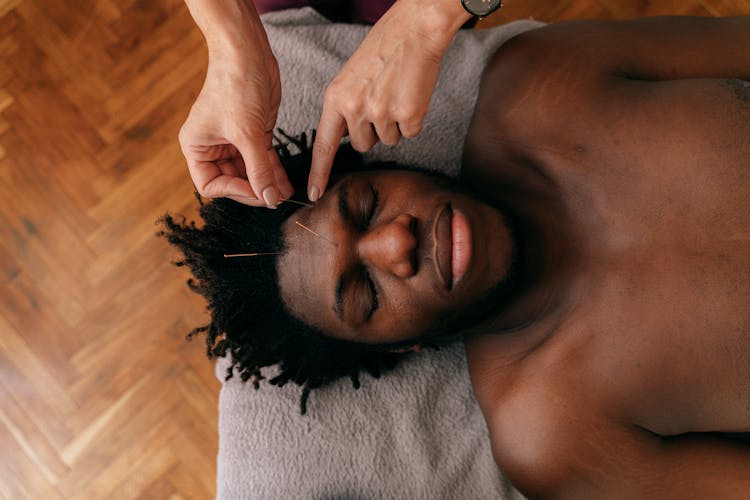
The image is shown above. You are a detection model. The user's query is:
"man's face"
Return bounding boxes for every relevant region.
[278,170,514,344]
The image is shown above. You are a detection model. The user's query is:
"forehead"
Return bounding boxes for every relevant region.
[277,214,334,333]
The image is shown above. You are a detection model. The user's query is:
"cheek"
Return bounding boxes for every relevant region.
[385,289,447,329]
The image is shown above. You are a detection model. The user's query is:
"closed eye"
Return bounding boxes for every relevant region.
[364,184,379,318]
[338,179,379,230]
[364,267,379,319]
[336,179,380,323]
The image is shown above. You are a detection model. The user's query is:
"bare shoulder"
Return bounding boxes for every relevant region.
[465,329,600,493]
[468,16,750,143]
[465,17,750,193]
[464,21,619,171]
[465,338,643,497]
[466,329,750,498]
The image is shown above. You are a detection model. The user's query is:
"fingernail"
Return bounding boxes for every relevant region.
[308,186,320,202]
[262,186,279,207]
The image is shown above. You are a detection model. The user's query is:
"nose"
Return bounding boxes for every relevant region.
[357,213,417,278]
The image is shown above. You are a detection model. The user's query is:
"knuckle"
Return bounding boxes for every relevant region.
[340,98,361,117]
[324,83,344,106]
[368,102,388,122]
[396,102,426,123]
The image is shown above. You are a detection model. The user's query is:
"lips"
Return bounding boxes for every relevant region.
[451,208,472,286]
[434,204,473,290]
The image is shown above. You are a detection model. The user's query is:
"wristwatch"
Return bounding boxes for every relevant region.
[460,0,503,18]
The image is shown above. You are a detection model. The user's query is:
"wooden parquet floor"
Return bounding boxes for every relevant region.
[0,1,748,498]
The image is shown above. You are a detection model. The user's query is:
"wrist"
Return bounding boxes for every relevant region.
[185,0,263,56]
[418,0,474,47]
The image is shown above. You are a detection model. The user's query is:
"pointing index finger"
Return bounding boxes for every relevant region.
[310,107,346,202]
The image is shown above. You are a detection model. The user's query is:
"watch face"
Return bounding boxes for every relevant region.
[461,0,503,17]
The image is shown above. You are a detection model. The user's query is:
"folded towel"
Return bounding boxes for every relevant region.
[215,9,543,499]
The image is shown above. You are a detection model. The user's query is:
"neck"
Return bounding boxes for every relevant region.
[463,188,583,337]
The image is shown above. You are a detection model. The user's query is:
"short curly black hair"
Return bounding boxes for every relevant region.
[160,133,439,414]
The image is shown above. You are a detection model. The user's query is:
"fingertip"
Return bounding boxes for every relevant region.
[308,157,330,201]
[262,186,280,208]
[308,185,320,202]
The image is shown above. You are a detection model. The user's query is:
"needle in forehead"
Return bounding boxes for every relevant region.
[294,220,337,247]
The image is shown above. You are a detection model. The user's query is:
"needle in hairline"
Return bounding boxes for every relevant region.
[223,252,280,258]
[222,198,318,258]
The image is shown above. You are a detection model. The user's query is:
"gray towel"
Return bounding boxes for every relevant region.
[215,8,543,499]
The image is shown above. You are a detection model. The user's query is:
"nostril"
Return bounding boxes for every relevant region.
[409,216,417,236]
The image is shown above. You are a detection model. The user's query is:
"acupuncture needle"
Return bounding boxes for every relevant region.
[295,220,337,246]
[222,200,327,259]
[223,252,280,258]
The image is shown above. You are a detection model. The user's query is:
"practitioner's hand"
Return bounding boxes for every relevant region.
[180,0,293,208]
[308,0,472,201]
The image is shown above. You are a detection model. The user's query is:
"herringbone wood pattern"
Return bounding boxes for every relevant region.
[1,1,748,498]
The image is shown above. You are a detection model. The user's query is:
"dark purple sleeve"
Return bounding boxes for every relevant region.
[254,0,395,25]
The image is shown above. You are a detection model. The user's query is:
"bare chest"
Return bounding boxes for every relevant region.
[548,116,750,435]
[466,77,750,436]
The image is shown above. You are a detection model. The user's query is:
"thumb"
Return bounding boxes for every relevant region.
[237,134,281,207]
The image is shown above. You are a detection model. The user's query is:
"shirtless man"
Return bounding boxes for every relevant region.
[165,16,750,497]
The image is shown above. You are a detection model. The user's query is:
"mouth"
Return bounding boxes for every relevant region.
[434,203,473,291]
[451,208,472,287]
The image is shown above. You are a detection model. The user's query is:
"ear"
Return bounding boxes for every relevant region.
[388,344,422,354]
